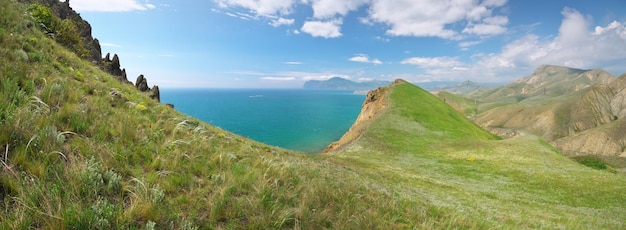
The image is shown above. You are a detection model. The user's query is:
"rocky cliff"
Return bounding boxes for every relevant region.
[20,0,160,102]
[324,79,406,152]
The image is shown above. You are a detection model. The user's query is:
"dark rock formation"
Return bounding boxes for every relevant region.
[18,0,101,64]
[101,53,131,83]
[150,86,160,102]
[19,0,162,103]
[110,54,122,76]
[135,75,149,92]
[135,75,161,102]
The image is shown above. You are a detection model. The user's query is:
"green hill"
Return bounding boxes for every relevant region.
[2,0,626,229]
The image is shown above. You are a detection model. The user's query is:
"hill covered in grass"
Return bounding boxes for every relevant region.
[2,0,626,228]
[458,65,626,158]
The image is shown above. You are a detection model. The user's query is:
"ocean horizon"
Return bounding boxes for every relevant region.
[160,88,365,153]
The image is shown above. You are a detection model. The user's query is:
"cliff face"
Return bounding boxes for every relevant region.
[19,0,102,63]
[20,0,160,102]
[324,80,407,152]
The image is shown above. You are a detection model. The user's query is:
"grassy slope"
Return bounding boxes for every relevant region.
[1,0,626,229]
[437,91,478,117]
[328,83,626,229]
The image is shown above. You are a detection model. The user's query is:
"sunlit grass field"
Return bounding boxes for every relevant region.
[2,0,625,228]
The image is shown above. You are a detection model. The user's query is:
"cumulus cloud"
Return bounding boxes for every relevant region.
[401,56,464,69]
[412,8,626,83]
[214,0,510,38]
[482,8,626,73]
[367,0,509,39]
[270,17,295,27]
[463,16,508,35]
[349,54,382,64]
[70,0,156,12]
[214,0,296,16]
[310,0,369,19]
[301,19,343,38]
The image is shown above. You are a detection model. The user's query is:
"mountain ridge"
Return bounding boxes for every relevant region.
[462,65,626,157]
[303,77,391,91]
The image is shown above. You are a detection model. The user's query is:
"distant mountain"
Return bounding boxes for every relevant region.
[478,65,614,99]
[465,64,626,157]
[436,80,491,95]
[303,77,390,91]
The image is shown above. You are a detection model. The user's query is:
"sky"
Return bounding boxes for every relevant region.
[69,0,626,88]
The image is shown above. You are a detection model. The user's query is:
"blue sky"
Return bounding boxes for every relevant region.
[70,0,626,88]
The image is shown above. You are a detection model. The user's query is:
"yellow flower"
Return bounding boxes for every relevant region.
[135,104,147,111]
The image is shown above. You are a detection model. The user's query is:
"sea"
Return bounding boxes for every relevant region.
[160,89,365,153]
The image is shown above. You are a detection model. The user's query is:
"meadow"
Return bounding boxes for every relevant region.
[1,0,625,228]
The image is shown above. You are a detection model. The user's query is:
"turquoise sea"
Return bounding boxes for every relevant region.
[160,89,365,153]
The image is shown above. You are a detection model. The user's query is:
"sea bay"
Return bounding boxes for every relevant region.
[160,89,365,153]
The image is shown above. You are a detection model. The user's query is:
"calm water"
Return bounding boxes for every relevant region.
[160,89,365,153]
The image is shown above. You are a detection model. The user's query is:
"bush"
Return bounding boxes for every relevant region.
[575,156,616,172]
[27,4,88,58]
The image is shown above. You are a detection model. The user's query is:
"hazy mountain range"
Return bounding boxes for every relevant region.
[440,64,626,158]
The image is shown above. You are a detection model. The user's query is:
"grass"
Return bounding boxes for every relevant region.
[1,0,626,228]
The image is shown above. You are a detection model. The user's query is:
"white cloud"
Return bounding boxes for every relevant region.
[70,0,155,12]
[215,0,510,39]
[302,74,352,81]
[261,77,297,81]
[310,0,368,19]
[459,41,480,48]
[375,36,390,42]
[416,8,626,83]
[283,61,302,65]
[215,0,296,16]
[301,19,343,38]
[348,54,382,64]
[463,16,508,35]
[270,17,295,27]
[401,56,464,69]
[367,0,509,39]
[100,42,121,47]
[481,8,626,73]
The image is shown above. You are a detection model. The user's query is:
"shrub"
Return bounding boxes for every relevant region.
[27,4,88,58]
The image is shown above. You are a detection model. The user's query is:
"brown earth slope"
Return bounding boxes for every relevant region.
[462,65,626,157]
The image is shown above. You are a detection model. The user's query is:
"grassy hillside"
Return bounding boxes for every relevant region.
[437,91,478,117]
[2,0,626,229]
[328,82,626,228]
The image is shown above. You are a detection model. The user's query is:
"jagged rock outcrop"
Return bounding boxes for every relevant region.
[150,85,160,102]
[18,0,102,63]
[19,0,162,103]
[135,75,149,92]
[134,74,161,102]
[101,53,131,84]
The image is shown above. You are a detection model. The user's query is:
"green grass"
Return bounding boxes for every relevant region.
[329,83,626,229]
[1,0,626,228]
[437,91,478,116]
